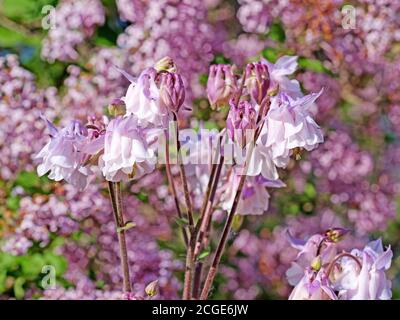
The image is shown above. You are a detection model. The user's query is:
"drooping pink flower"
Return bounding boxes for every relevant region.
[99,115,156,182]
[263,55,302,98]
[334,239,393,300]
[262,90,324,167]
[289,268,337,300]
[121,67,168,127]
[221,175,285,215]
[36,119,91,190]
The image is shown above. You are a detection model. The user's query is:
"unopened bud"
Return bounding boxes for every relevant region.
[226,100,257,148]
[207,64,237,110]
[245,62,270,105]
[145,280,159,297]
[158,72,185,113]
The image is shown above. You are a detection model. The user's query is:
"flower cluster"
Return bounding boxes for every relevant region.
[41,0,105,62]
[287,232,392,300]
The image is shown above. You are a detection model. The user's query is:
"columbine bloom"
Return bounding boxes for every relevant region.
[261,90,324,168]
[262,55,302,98]
[121,67,168,127]
[99,115,156,182]
[289,269,337,300]
[245,62,270,105]
[226,100,257,148]
[286,232,337,286]
[36,119,90,190]
[207,64,237,109]
[157,71,185,113]
[222,175,285,215]
[333,239,392,300]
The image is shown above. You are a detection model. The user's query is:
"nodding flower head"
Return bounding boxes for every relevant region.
[226,100,257,147]
[245,61,270,105]
[207,64,237,110]
[157,71,185,113]
[36,119,91,190]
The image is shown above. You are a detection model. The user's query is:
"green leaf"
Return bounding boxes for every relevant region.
[212,54,231,65]
[267,22,285,43]
[304,183,317,199]
[13,277,25,299]
[20,254,45,278]
[298,57,328,73]
[0,271,7,293]
[6,195,20,211]
[15,171,41,190]
[175,217,189,227]
[136,191,149,203]
[117,221,136,233]
[262,48,279,63]
[199,74,208,86]
[198,250,210,260]
[2,0,58,22]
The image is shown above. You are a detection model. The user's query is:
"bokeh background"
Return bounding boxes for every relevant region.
[0,0,399,299]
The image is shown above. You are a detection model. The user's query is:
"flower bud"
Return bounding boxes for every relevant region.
[157,71,185,113]
[207,64,237,110]
[145,280,159,297]
[245,62,270,105]
[226,100,257,148]
[155,56,176,73]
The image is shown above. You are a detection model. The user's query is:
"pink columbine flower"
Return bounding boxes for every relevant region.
[121,67,168,127]
[99,115,156,182]
[289,268,337,300]
[221,175,285,215]
[261,90,324,168]
[262,55,302,98]
[36,119,91,190]
[334,239,392,300]
[207,64,237,109]
[286,232,337,286]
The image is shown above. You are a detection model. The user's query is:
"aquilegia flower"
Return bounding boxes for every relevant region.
[98,115,156,182]
[286,231,393,300]
[261,90,324,167]
[333,239,393,300]
[221,175,285,215]
[289,268,337,300]
[262,55,302,98]
[121,67,168,127]
[36,119,91,190]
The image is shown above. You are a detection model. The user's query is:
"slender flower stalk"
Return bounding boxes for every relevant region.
[107,181,132,293]
[172,112,195,300]
[165,130,189,247]
[200,142,254,300]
